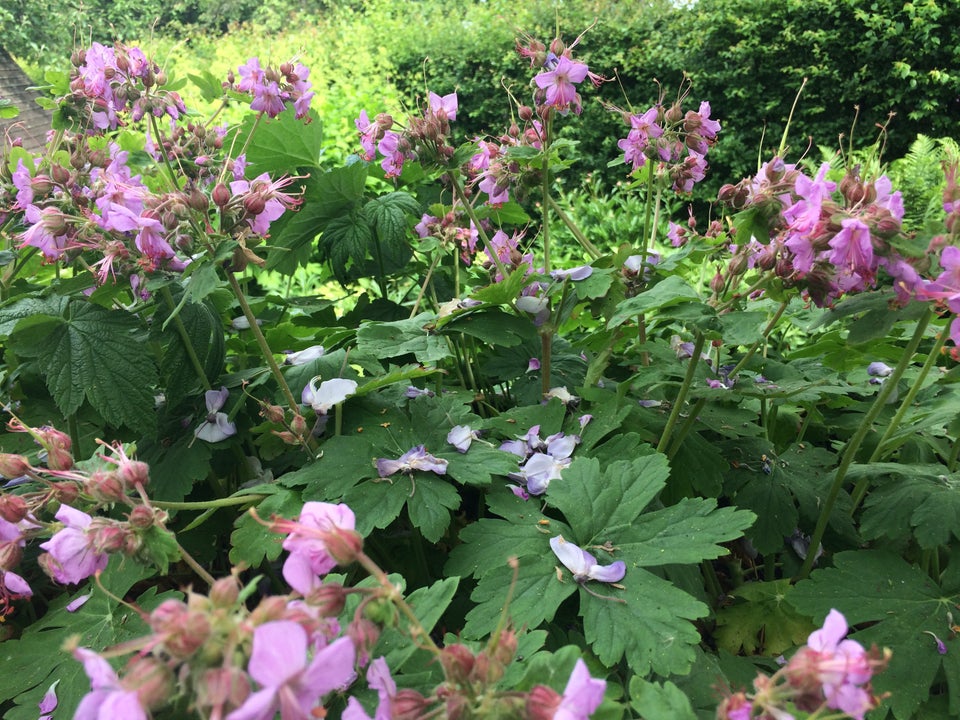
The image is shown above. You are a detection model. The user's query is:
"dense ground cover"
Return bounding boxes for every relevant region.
[1,4,960,720]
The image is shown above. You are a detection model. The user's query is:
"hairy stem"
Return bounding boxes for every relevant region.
[160,286,213,391]
[796,308,932,581]
[656,332,706,454]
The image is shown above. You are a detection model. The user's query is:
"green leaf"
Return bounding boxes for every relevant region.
[356,313,451,363]
[547,455,669,542]
[267,162,368,273]
[438,309,535,347]
[405,473,460,541]
[446,514,557,579]
[341,477,411,535]
[233,106,323,174]
[629,677,697,720]
[715,579,814,655]
[441,445,520,487]
[322,208,374,283]
[10,302,157,433]
[462,552,577,638]
[155,298,225,405]
[733,474,799,555]
[607,276,703,328]
[618,499,755,567]
[0,295,66,337]
[789,550,959,720]
[470,267,529,305]
[581,567,708,676]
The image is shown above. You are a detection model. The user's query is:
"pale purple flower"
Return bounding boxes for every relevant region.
[535,55,589,115]
[67,593,92,612]
[428,91,457,121]
[550,265,593,281]
[511,452,569,495]
[38,505,109,585]
[447,425,479,453]
[404,386,435,399]
[283,345,325,365]
[38,680,58,720]
[194,387,237,443]
[343,656,395,720]
[556,658,606,720]
[526,357,541,373]
[1,569,32,601]
[302,378,357,414]
[226,623,356,720]
[550,535,626,584]
[377,446,448,478]
[281,502,357,594]
[618,107,662,172]
[866,362,893,378]
[73,647,147,720]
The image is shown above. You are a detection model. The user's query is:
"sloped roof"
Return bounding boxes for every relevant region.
[0,47,52,154]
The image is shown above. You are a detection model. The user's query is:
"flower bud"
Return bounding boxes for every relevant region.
[197,667,251,713]
[393,689,430,720]
[348,617,381,661]
[289,413,307,436]
[86,470,127,504]
[212,183,231,208]
[91,522,129,553]
[51,481,79,504]
[127,505,156,529]
[242,194,267,216]
[51,163,72,185]
[118,459,150,489]
[469,650,504,684]
[250,595,288,624]
[439,643,476,685]
[210,576,240,607]
[124,656,172,710]
[305,583,347,616]
[0,541,23,571]
[0,454,31,480]
[0,493,29,523]
[490,627,518,667]
[525,685,562,720]
[322,527,363,566]
[518,105,534,122]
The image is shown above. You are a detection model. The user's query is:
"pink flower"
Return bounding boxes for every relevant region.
[534,55,589,114]
[194,387,237,443]
[226,623,356,720]
[38,506,109,585]
[428,91,458,121]
[280,502,358,594]
[556,659,606,720]
[787,609,877,720]
[73,647,147,720]
[343,657,395,720]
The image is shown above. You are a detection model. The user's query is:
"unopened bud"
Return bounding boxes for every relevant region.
[127,505,156,529]
[322,527,363,565]
[51,481,79,504]
[305,583,346,616]
[212,183,231,208]
[210,576,240,607]
[470,650,504,684]
[526,685,562,719]
[348,617,380,659]
[51,163,71,185]
[0,541,23,571]
[393,690,430,720]
[118,460,150,489]
[490,627,518,666]
[518,105,534,122]
[0,493,29,523]
[198,667,251,711]
[439,643,476,684]
[664,103,683,125]
[0,454,31,480]
[86,470,127,503]
[289,413,307,435]
[250,595,288,624]
[242,194,267,216]
[124,656,172,710]
[710,271,726,295]
[187,188,209,212]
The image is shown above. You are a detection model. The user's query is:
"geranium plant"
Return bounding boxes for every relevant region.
[2,21,959,720]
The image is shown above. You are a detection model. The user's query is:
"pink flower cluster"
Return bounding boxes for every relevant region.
[615,99,720,193]
[67,42,187,131]
[225,57,314,119]
[717,609,890,720]
[517,29,604,116]
[720,159,915,308]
